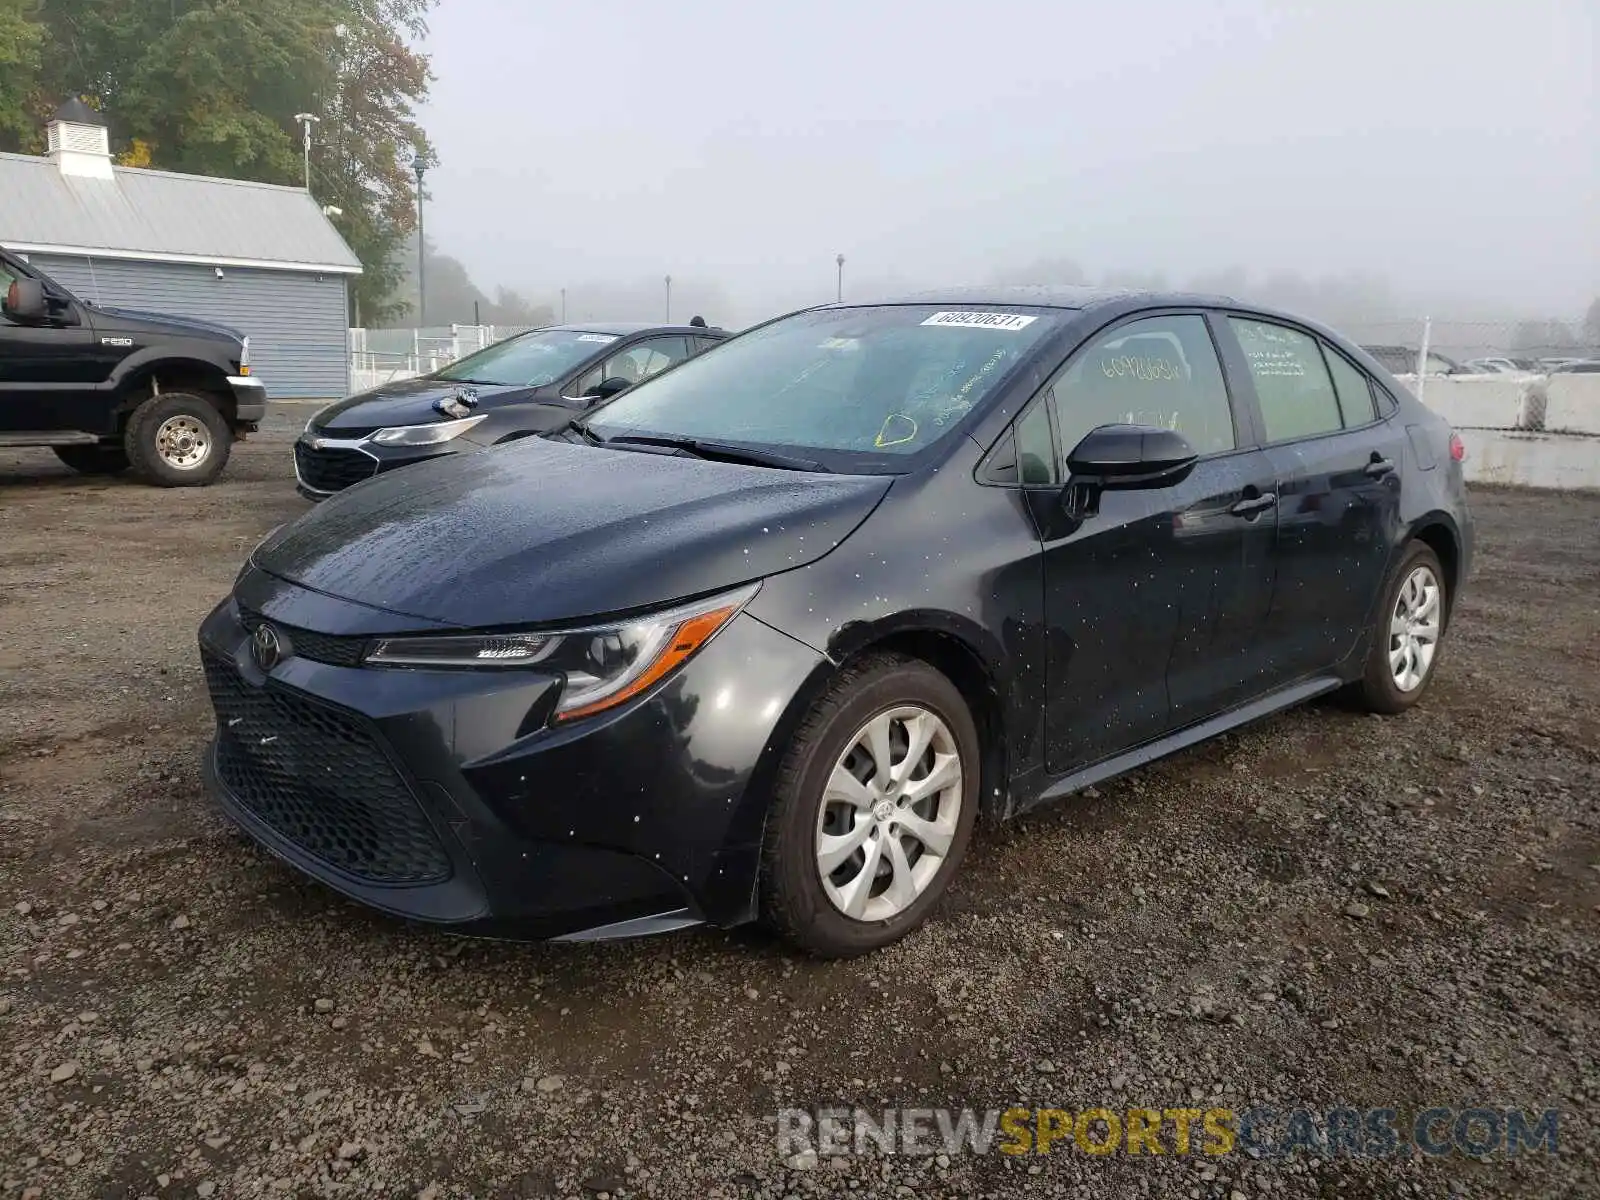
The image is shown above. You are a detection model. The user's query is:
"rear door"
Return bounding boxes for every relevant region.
[1223,316,1408,683]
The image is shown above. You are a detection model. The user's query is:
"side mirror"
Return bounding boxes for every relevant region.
[1066,424,1198,488]
[3,278,47,322]
[587,376,634,401]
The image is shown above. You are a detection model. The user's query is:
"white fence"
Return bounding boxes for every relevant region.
[1409,373,1600,489]
[348,325,533,394]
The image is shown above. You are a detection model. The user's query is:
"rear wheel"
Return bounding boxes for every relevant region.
[53,444,130,476]
[125,392,232,487]
[759,654,979,957]
[1353,541,1448,714]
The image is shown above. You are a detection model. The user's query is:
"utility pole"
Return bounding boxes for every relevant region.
[664,275,672,322]
[293,113,320,191]
[836,253,845,303]
[560,287,567,323]
[412,155,428,326]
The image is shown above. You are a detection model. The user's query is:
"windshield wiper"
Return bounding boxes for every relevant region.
[602,434,829,472]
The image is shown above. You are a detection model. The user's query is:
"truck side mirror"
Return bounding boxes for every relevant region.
[3,278,48,321]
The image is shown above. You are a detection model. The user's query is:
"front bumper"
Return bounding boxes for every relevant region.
[197,572,824,939]
[228,376,267,425]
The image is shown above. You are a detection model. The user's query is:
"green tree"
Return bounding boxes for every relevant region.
[0,0,45,145]
[0,0,434,323]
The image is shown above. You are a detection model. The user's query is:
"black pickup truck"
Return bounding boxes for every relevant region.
[0,246,265,485]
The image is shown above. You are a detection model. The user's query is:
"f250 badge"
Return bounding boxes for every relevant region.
[100,337,134,348]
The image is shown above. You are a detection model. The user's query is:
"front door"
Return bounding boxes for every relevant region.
[0,256,98,432]
[1224,316,1407,681]
[1038,311,1271,773]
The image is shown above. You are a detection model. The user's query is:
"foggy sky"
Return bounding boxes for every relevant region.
[418,0,1597,327]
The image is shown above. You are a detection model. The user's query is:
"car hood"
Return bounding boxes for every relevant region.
[89,305,243,343]
[312,378,535,433]
[252,437,892,627]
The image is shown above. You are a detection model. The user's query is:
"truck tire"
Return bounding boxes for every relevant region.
[125,393,232,487]
[53,445,130,476]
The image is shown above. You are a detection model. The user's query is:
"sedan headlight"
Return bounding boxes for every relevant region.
[368,415,486,446]
[363,583,759,722]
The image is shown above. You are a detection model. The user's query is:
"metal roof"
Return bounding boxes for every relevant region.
[0,153,362,274]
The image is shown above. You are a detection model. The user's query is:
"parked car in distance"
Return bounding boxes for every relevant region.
[1462,356,1525,374]
[1549,359,1600,374]
[1,245,264,485]
[294,321,729,498]
[202,288,1472,956]
[1360,344,1468,377]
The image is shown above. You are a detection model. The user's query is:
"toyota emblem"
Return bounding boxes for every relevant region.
[251,623,283,671]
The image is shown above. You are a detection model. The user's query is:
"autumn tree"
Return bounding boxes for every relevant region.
[0,0,434,323]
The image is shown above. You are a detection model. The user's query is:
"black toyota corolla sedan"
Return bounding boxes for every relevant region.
[294,321,728,498]
[201,287,1472,956]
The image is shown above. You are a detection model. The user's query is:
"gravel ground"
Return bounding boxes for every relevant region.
[1,414,1597,1199]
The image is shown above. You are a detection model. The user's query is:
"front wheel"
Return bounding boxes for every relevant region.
[125,393,232,487]
[759,654,980,957]
[1353,541,1448,714]
[53,444,130,476]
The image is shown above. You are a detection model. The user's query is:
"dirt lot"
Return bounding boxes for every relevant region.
[2,417,1597,1199]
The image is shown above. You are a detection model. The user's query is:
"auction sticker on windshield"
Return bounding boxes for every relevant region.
[577,333,619,343]
[921,311,1038,331]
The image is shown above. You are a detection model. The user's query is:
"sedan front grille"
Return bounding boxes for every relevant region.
[295,441,378,493]
[237,606,368,669]
[203,652,452,886]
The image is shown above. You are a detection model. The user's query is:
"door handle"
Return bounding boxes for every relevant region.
[1364,456,1395,478]
[1229,492,1277,518]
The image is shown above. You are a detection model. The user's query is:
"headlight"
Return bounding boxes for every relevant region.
[364,583,759,722]
[369,415,486,446]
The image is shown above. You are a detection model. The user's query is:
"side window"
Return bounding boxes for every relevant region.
[691,336,721,355]
[572,338,689,396]
[1322,344,1378,426]
[1230,317,1343,442]
[0,261,19,323]
[604,337,690,386]
[1050,314,1236,461]
[983,400,1058,487]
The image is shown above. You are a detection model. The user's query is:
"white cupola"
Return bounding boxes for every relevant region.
[47,98,114,180]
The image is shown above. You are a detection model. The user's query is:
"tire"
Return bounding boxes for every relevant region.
[1353,541,1448,714]
[125,392,232,487]
[759,653,981,957]
[53,444,130,476]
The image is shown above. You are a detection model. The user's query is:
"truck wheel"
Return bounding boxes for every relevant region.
[53,445,130,476]
[125,393,232,487]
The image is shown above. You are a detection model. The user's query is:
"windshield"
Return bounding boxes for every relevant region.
[586,305,1061,464]
[434,328,620,386]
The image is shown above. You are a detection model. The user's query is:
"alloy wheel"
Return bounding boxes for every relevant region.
[1389,564,1442,692]
[815,705,963,922]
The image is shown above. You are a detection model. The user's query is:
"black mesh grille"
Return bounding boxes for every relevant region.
[295,441,378,493]
[203,652,452,885]
[237,606,368,669]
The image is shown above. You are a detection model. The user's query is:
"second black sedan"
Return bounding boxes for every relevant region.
[294,322,728,498]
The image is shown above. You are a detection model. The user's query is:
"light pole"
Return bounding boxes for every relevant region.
[293,113,320,191]
[664,274,672,322]
[412,155,427,326]
[560,287,567,323]
[836,253,845,303]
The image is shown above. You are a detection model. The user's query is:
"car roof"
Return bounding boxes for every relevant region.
[858,285,1239,311]
[546,321,727,337]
